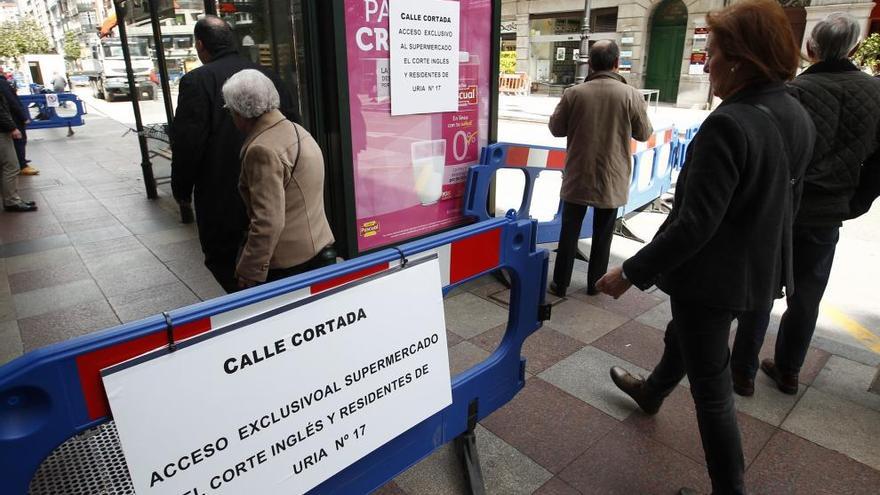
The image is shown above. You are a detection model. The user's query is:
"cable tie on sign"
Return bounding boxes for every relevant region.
[391,246,408,268]
[162,311,177,352]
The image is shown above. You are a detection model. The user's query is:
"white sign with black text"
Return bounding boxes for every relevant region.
[102,259,452,495]
[390,0,460,115]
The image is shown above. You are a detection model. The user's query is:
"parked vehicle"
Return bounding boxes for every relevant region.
[84,38,156,102]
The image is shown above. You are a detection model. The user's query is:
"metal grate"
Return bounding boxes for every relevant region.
[29,421,135,495]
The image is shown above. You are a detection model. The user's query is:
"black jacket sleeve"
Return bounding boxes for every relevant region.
[848,149,880,219]
[622,112,746,289]
[0,96,17,132]
[170,74,210,203]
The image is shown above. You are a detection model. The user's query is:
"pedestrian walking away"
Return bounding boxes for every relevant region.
[596,1,816,493]
[732,12,880,397]
[547,39,653,298]
[221,70,335,290]
[171,15,300,293]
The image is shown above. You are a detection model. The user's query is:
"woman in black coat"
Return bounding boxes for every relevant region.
[596,1,816,493]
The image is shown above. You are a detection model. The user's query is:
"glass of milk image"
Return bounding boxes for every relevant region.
[411,139,446,205]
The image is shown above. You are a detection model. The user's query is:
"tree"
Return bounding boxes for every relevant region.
[853,33,880,75]
[63,31,82,62]
[0,16,53,58]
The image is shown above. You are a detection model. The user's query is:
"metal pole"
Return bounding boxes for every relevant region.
[147,0,175,129]
[574,0,592,84]
[114,0,158,199]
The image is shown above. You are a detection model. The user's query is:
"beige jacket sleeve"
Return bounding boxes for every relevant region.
[548,90,572,138]
[236,144,286,282]
[630,91,653,142]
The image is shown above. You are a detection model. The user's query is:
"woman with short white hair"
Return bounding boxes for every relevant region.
[222,69,335,289]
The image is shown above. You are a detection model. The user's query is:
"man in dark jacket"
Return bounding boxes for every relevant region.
[1,91,37,212]
[0,78,38,175]
[171,15,298,293]
[732,13,880,395]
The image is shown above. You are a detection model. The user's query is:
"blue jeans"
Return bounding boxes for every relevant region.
[732,225,839,377]
[646,298,745,495]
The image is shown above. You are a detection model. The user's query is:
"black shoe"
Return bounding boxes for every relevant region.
[549,281,567,298]
[23,200,35,207]
[610,366,663,415]
[4,203,37,212]
[760,359,798,395]
[586,285,599,296]
[732,370,755,397]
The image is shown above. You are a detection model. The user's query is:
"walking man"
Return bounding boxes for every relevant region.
[1,86,37,212]
[0,78,39,175]
[171,15,298,293]
[732,12,880,395]
[547,40,652,297]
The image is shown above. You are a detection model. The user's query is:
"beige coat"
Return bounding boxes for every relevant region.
[236,110,334,282]
[548,71,653,208]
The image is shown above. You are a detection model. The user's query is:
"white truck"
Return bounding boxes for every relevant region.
[85,38,156,102]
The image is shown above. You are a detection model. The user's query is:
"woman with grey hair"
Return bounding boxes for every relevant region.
[222,69,335,289]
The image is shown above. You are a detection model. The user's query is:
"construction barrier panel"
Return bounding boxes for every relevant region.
[0,215,549,495]
[19,92,87,130]
[464,128,678,244]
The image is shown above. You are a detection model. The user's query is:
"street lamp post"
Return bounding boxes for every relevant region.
[575,0,592,84]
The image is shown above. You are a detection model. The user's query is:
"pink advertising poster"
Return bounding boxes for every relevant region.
[344,0,492,251]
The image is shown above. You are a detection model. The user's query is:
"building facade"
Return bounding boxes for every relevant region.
[502,0,879,107]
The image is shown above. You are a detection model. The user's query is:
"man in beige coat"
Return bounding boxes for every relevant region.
[548,40,653,297]
[222,70,335,289]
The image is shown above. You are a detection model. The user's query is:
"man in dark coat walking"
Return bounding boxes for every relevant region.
[171,15,298,293]
[732,12,880,395]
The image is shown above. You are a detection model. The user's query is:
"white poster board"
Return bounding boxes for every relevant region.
[103,259,452,495]
[45,93,59,108]
[390,0,460,115]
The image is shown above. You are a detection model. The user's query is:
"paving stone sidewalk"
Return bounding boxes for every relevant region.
[2,115,879,494]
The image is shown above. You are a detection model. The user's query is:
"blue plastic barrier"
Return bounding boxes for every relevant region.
[464,128,679,244]
[19,93,87,130]
[0,216,548,495]
[673,124,700,170]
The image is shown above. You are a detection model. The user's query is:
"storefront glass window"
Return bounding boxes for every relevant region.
[213,0,311,129]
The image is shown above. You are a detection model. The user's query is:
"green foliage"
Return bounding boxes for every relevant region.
[63,31,82,61]
[853,33,880,74]
[0,16,53,58]
[500,51,517,75]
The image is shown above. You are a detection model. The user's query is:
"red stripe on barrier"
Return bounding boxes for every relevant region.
[76,318,212,420]
[505,146,530,167]
[310,263,390,294]
[547,150,566,169]
[449,228,501,284]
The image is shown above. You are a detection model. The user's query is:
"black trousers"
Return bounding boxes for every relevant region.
[552,201,617,291]
[14,126,26,169]
[732,225,839,377]
[646,298,745,495]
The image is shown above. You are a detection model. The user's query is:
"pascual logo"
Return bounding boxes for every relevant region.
[360,220,380,237]
[458,85,478,106]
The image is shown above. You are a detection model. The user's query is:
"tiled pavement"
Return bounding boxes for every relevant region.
[2,115,880,494]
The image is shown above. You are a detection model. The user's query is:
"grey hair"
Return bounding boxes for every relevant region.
[221,69,279,119]
[807,13,862,62]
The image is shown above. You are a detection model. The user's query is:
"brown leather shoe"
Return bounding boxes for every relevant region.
[732,370,755,397]
[610,366,663,415]
[760,359,798,395]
